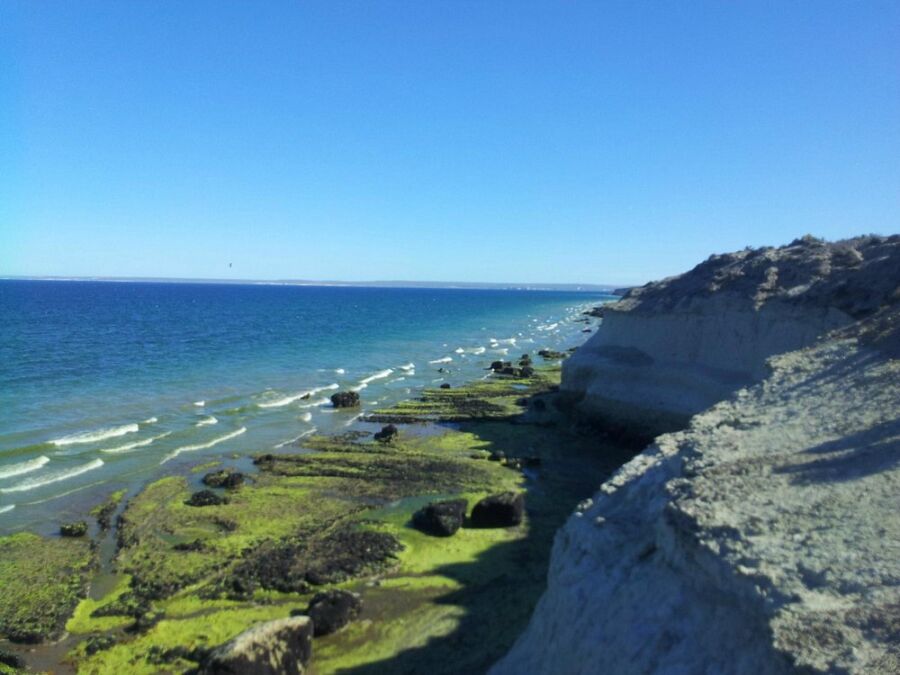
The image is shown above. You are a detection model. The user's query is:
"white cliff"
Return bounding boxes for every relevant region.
[562,235,899,436]
[493,235,900,674]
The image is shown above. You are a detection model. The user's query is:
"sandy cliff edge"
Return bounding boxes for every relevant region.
[492,235,900,674]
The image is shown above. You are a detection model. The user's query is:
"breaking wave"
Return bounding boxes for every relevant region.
[0,455,50,480]
[0,458,104,493]
[101,431,172,455]
[160,427,247,464]
[51,424,139,447]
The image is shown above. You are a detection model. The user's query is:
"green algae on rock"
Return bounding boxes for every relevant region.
[0,532,95,642]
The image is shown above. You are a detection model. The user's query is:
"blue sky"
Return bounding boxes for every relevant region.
[1,2,898,285]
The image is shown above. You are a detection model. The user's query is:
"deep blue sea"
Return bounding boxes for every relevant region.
[0,280,609,532]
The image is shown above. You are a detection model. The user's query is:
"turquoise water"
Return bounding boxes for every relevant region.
[0,280,608,532]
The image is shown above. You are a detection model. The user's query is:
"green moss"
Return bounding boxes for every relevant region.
[0,532,95,642]
[67,575,134,634]
[190,460,222,474]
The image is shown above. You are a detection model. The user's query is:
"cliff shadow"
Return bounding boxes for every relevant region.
[332,416,637,675]
[774,419,900,485]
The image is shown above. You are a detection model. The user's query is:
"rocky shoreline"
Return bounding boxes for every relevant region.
[0,354,634,674]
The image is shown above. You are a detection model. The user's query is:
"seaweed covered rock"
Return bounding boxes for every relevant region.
[330,391,360,408]
[538,350,567,360]
[60,521,88,538]
[200,616,313,675]
[202,469,245,489]
[412,499,468,537]
[0,648,25,670]
[373,424,399,442]
[185,490,228,507]
[297,589,363,637]
[471,492,525,528]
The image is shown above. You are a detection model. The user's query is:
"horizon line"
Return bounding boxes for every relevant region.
[0,275,629,292]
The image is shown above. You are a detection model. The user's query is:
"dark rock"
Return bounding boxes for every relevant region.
[505,458,523,470]
[330,391,360,408]
[202,470,245,490]
[470,492,525,528]
[533,398,547,411]
[538,350,567,360]
[490,360,512,372]
[519,366,535,377]
[173,538,205,552]
[200,616,313,674]
[412,499,468,537]
[582,306,606,318]
[60,521,88,538]
[500,366,517,375]
[373,424,399,442]
[296,589,363,637]
[127,610,165,634]
[254,453,275,465]
[85,635,116,655]
[439,383,451,389]
[185,490,228,507]
[0,649,25,670]
[488,451,506,462]
[582,328,592,333]
[521,456,542,467]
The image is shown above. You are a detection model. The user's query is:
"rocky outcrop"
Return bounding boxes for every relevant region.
[200,616,313,674]
[563,235,900,437]
[494,236,900,674]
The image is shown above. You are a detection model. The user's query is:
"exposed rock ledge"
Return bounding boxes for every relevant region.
[493,236,900,674]
[563,235,899,437]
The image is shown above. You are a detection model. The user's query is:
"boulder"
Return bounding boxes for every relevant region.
[202,470,245,489]
[538,350,567,360]
[490,360,512,372]
[200,616,313,674]
[60,521,88,538]
[297,590,363,637]
[185,490,228,507]
[330,391,360,408]
[412,499,468,537]
[519,366,535,377]
[373,424,399,442]
[0,648,25,670]
[470,492,525,528]
[488,451,506,462]
[440,383,451,389]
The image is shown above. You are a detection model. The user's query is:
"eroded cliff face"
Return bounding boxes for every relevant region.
[563,235,900,437]
[493,236,900,675]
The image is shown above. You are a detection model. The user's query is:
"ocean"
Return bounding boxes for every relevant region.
[0,280,609,533]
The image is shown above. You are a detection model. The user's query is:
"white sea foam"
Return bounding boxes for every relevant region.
[258,384,338,408]
[429,357,453,364]
[0,456,50,480]
[194,401,205,407]
[51,423,139,447]
[143,417,158,424]
[0,505,14,514]
[274,428,317,449]
[359,369,393,385]
[454,347,465,354]
[335,368,346,375]
[0,458,104,493]
[399,363,415,371]
[101,431,172,455]
[195,416,218,427]
[160,427,246,464]
[491,348,509,355]
[297,397,331,409]
[350,384,367,392]
[343,414,363,427]
[298,412,313,422]
[471,347,486,355]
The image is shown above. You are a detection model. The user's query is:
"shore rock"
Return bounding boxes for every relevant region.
[185,490,228,507]
[202,470,245,489]
[412,499,468,536]
[200,616,313,674]
[470,492,524,527]
[331,391,360,408]
[373,424,399,442]
[60,521,88,538]
[300,590,363,637]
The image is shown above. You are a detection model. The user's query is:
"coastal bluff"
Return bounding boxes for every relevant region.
[493,235,900,674]
[561,235,899,437]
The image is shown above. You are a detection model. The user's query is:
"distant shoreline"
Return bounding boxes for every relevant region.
[0,276,624,293]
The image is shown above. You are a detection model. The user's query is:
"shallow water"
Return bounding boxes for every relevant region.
[0,280,609,532]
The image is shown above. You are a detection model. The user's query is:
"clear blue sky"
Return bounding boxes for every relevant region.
[1,2,898,285]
